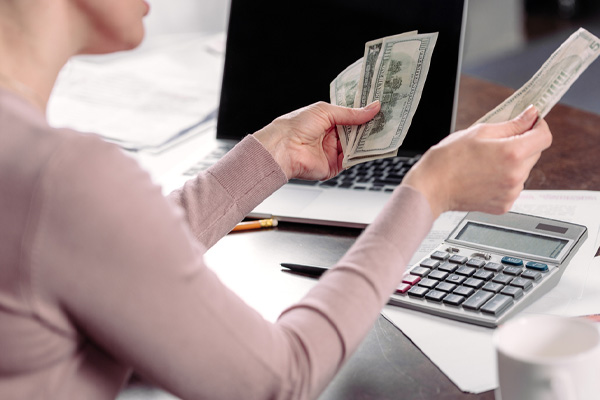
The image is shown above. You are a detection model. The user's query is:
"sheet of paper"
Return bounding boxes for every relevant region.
[383,190,600,393]
[47,32,224,151]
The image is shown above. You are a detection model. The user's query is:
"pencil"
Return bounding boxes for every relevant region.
[231,218,278,232]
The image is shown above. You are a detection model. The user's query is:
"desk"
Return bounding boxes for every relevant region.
[120,76,600,400]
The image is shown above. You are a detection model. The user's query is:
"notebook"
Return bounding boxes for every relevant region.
[162,0,468,228]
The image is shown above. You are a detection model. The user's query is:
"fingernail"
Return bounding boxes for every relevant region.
[522,104,537,119]
[364,100,380,111]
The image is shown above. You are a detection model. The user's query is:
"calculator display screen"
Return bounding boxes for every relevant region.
[456,222,568,259]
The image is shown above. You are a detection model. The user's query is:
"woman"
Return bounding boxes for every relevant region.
[0,1,552,399]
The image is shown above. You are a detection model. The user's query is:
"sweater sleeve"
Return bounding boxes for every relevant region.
[167,135,287,248]
[30,132,433,400]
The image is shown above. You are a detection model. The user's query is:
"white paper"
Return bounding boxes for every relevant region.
[383,190,600,393]
[48,33,224,150]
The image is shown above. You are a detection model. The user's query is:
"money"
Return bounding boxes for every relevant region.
[330,31,438,168]
[477,27,600,124]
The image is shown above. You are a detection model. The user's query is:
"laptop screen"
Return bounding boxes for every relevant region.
[217,0,467,156]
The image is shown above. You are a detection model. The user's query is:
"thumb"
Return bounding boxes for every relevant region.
[327,100,381,126]
[485,105,540,139]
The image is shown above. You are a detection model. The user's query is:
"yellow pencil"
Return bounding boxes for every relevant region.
[231,218,278,232]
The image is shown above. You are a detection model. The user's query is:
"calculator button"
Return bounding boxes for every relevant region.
[482,282,504,293]
[443,294,466,306]
[510,277,533,291]
[436,282,457,292]
[463,290,494,311]
[431,251,450,260]
[473,269,494,281]
[410,266,431,277]
[449,255,468,264]
[484,262,504,273]
[428,270,450,281]
[500,285,524,299]
[402,275,421,285]
[466,258,486,268]
[521,270,542,281]
[503,266,523,276]
[481,294,513,316]
[395,283,411,294]
[438,262,459,273]
[492,274,513,285]
[464,277,485,289]
[526,261,549,272]
[418,278,439,289]
[425,290,447,302]
[456,266,476,277]
[446,274,467,285]
[453,286,475,297]
[501,256,523,266]
[407,286,428,298]
[420,258,440,269]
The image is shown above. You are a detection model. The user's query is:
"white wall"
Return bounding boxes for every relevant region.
[143,0,230,37]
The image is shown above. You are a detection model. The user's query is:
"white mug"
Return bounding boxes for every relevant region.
[494,314,600,400]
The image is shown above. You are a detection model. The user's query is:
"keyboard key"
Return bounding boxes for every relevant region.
[453,286,475,297]
[407,286,429,298]
[501,285,524,299]
[492,274,513,285]
[431,251,450,260]
[425,290,446,302]
[473,269,494,281]
[428,270,450,281]
[481,294,513,316]
[410,266,430,277]
[420,258,440,269]
[418,278,439,289]
[466,258,486,268]
[526,261,549,272]
[482,282,504,293]
[443,294,466,306]
[449,255,468,264]
[484,262,504,272]
[438,262,459,273]
[501,256,523,266]
[464,277,485,289]
[510,277,533,291]
[446,274,467,285]
[463,290,494,311]
[521,270,542,281]
[435,282,457,293]
[395,283,411,294]
[402,275,421,285]
[456,266,476,277]
[503,266,523,276]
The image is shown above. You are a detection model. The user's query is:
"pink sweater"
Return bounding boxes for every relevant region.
[0,88,433,400]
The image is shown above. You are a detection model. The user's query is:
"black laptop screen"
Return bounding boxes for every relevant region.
[216,0,467,156]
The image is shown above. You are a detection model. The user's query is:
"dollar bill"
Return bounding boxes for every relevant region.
[477,27,600,124]
[330,31,437,168]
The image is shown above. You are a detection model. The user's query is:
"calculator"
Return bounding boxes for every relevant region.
[389,211,587,328]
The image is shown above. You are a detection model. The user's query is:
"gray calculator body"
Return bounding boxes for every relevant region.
[389,211,587,328]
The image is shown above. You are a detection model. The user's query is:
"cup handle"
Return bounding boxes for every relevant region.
[550,371,576,400]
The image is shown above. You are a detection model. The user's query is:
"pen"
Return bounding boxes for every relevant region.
[280,263,330,277]
[231,218,278,232]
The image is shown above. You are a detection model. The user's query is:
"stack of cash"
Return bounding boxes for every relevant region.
[330,31,438,168]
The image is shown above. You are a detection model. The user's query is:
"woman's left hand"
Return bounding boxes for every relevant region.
[253,101,380,180]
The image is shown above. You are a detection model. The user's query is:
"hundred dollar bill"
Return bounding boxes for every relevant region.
[345,32,438,168]
[477,27,600,124]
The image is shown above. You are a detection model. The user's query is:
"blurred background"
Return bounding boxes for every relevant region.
[142,0,600,112]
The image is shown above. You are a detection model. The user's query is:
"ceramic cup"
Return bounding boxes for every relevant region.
[494,314,600,400]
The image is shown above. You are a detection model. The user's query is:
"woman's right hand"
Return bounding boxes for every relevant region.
[402,105,552,219]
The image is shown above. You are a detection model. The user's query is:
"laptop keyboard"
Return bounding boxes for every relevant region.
[184,143,420,191]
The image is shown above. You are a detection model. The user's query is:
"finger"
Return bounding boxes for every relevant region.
[323,100,381,127]
[481,105,540,139]
[510,118,553,157]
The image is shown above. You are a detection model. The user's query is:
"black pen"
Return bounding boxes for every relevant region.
[280,263,330,277]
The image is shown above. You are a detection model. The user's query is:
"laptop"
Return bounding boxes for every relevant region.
[162,0,468,228]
